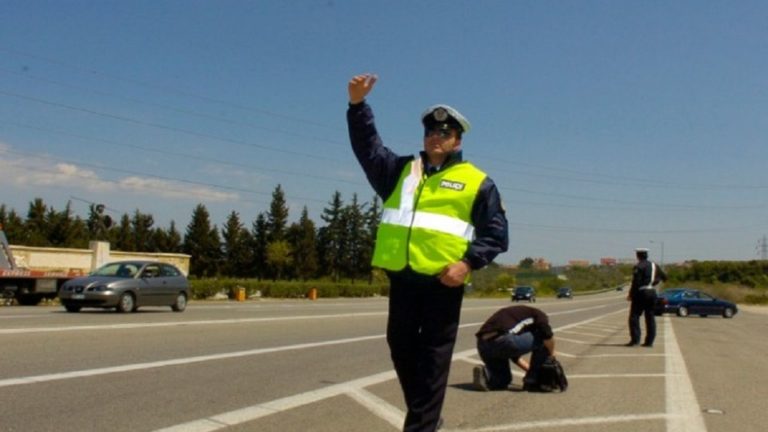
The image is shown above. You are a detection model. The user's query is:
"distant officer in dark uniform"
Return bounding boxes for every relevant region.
[627,248,667,347]
[473,305,555,391]
[347,73,508,432]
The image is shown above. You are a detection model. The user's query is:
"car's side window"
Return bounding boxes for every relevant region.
[160,264,180,277]
[142,265,160,278]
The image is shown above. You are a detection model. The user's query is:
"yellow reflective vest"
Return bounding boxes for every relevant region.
[372,157,487,275]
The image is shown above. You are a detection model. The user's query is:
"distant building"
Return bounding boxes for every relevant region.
[568,259,590,267]
[600,257,617,266]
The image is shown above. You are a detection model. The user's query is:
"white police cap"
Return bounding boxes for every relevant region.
[635,247,649,253]
[421,104,471,133]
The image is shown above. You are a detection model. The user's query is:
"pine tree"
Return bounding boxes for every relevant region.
[131,210,155,252]
[113,214,134,251]
[47,201,88,248]
[341,194,367,283]
[267,184,289,242]
[25,198,49,246]
[319,191,345,282]
[289,206,318,281]
[152,221,183,253]
[0,206,26,244]
[362,195,381,284]
[183,204,222,278]
[250,212,269,280]
[221,211,252,277]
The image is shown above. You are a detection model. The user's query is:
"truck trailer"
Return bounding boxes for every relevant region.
[0,225,83,306]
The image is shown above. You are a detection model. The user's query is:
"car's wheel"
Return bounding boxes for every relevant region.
[677,306,689,317]
[64,304,81,313]
[116,292,135,313]
[723,307,735,318]
[171,292,187,312]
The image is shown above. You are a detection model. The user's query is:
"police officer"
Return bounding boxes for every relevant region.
[627,248,667,347]
[473,305,555,391]
[347,73,508,432]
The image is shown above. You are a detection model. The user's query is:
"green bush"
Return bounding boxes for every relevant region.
[188,278,389,300]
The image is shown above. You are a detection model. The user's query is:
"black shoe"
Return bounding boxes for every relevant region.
[624,341,639,347]
[641,342,653,347]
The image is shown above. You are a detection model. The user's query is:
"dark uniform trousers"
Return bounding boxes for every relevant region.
[629,289,657,345]
[386,269,464,432]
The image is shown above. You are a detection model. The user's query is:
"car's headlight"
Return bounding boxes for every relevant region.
[91,285,110,292]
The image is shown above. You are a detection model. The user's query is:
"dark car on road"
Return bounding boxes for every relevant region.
[655,288,737,318]
[512,286,536,303]
[557,287,573,299]
[59,260,189,313]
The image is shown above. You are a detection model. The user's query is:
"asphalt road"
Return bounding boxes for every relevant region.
[0,291,765,432]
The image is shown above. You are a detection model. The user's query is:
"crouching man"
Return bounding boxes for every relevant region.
[473,305,555,391]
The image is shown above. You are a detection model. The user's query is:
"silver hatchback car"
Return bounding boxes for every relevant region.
[59,260,189,313]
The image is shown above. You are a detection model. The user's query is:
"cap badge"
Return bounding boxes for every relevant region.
[433,107,449,122]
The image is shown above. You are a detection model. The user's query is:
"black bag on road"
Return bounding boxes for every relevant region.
[537,356,568,392]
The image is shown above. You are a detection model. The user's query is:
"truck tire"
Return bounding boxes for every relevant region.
[16,294,43,306]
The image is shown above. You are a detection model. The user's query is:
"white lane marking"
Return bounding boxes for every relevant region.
[153,371,398,432]
[346,386,405,429]
[0,333,384,388]
[0,312,388,334]
[150,309,629,432]
[553,336,592,344]
[556,351,666,358]
[557,329,611,338]
[581,323,622,330]
[446,413,673,431]
[0,303,614,335]
[664,317,707,432]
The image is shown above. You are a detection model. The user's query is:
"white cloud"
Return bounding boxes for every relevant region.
[0,144,238,203]
[118,176,237,202]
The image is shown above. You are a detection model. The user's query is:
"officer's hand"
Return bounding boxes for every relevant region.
[439,261,471,288]
[348,73,378,104]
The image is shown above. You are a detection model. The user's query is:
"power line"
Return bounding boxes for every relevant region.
[3,49,768,192]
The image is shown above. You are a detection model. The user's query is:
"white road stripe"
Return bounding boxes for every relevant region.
[150,310,629,432]
[346,386,405,429]
[664,317,707,431]
[153,371,398,432]
[446,413,673,431]
[0,303,616,335]
[0,333,385,388]
[558,329,611,338]
[0,313,389,334]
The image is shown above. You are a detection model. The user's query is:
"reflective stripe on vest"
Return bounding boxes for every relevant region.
[371,157,486,275]
[639,262,657,290]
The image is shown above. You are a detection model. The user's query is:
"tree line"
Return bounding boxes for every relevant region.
[0,185,382,281]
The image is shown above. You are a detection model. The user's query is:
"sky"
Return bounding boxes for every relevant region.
[1,1,767,266]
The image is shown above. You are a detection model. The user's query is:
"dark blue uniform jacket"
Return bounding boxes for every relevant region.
[347,101,508,271]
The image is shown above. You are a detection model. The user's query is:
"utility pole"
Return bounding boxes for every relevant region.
[758,235,768,260]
